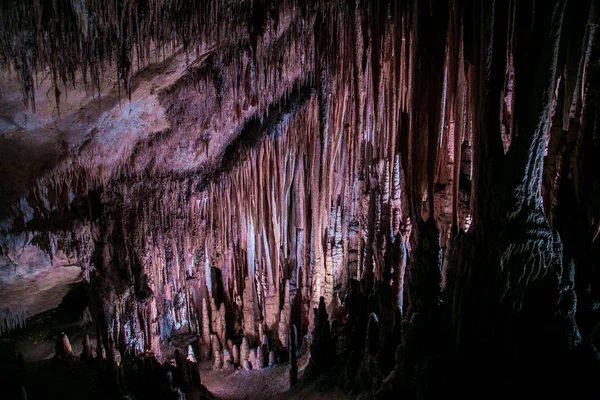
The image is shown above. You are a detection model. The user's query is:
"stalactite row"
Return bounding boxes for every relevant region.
[0,0,496,364]
[0,0,298,113]
[0,308,27,336]
[0,2,599,397]
[133,0,465,358]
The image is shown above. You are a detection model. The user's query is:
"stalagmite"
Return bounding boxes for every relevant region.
[248,348,257,370]
[186,345,197,363]
[190,360,202,389]
[265,294,280,340]
[242,277,258,345]
[81,334,93,362]
[241,336,250,365]
[210,298,226,347]
[305,297,335,380]
[201,298,211,347]
[197,338,211,362]
[174,349,191,389]
[357,313,382,392]
[20,386,28,400]
[55,332,74,359]
[210,334,223,370]
[223,348,233,364]
[223,348,235,370]
[278,280,291,348]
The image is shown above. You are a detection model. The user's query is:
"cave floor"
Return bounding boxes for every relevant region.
[198,356,347,400]
[1,311,348,400]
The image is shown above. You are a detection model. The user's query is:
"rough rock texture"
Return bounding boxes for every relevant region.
[0,308,27,336]
[289,324,298,386]
[232,344,240,366]
[240,337,250,365]
[256,346,265,370]
[305,297,335,380]
[0,0,599,399]
[81,334,94,362]
[210,334,223,370]
[268,351,277,368]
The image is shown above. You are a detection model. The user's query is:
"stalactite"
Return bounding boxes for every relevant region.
[0,2,598,398]
[0,308,27,337]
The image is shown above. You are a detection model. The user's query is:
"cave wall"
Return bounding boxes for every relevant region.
[0,0,599,395]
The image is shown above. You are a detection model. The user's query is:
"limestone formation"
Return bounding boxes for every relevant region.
[248,348,257,370]
[0,309,26,337]
[268,351,277,368]
[174,349,191,389]
[81,334,93,362]
[278,281,291,348]
[290,325,298,386]
[223,348,233,365]
[356,314,383,392]
[0,0,598,398]
[242,277,257,344]
[305,297,335,380]
[256,346,264,370]
[186,345,197,363]
[232,344,240,366]
[197,339,211,362]
[223,360,235,371]
[201,298,211,347]
[55,332,74,359]
[210,334,223,370]
[240,337,250,365]
[190,361,202,389]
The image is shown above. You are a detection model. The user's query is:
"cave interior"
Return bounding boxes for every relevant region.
[1,0,600,399]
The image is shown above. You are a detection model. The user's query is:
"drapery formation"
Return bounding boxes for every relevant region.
[1,0,599,396]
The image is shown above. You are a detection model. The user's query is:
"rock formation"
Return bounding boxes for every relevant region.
[290,324,298,386]
[0,0,599,399]
[55,332,74,359]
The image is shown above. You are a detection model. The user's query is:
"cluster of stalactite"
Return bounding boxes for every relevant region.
[0,0,297,115]
[0,0,599,398]
[0,308,27,337]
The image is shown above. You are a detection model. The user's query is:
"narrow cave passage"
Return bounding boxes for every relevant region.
[1,1,599,399]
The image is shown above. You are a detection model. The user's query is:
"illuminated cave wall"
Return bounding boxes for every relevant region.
[0,0,599,395]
